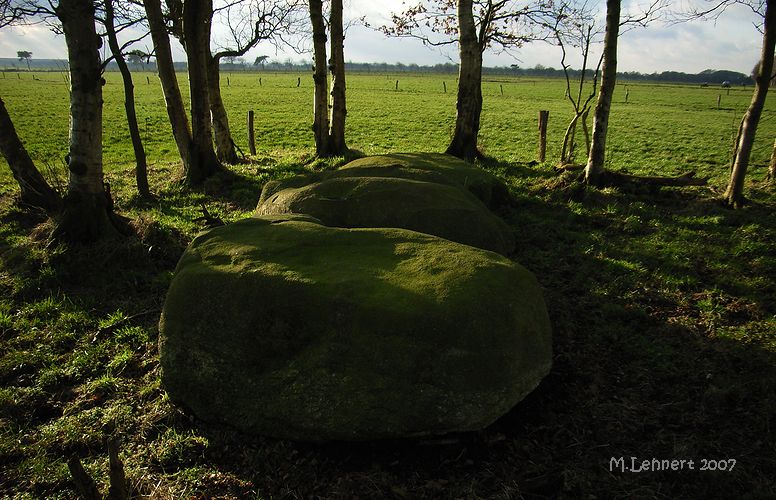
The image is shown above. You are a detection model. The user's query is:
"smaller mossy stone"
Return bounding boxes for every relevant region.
[160,217,552,442]
[256,176,515,256]
[334,153,514,210]
[257,152,514,212]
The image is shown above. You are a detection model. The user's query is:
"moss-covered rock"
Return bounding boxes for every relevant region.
[258,152,514,211]
[256,176,515,256]
[160,216,552,442]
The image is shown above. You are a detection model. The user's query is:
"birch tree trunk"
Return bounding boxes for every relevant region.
[328,0,347,155]
[585,0,620,186]
[105,0,149,197]
[207,55,239,164]
[54,0,118,242]
[144,0,192,174]
[445,0,483,162]
[183,0,220,184]
[724,0,775,207]
[0,96,61,212]
[309,0,330,156]
[768,138,776,183]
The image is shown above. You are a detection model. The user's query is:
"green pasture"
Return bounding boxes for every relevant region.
[1,70,773,189]
[1,70,776,498]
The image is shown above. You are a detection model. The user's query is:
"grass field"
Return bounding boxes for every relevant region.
[1,71,774,185]
[1,71,775,498]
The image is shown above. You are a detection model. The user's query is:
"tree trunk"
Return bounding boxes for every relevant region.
[723,0,775,207]
[207,55,239,164]
[561,113,581,164]
[446,0,483,162]
[0,96,62,212]
[144,0,192,174]
[768,138,776,183]
[328,0,347,155]
[183,0,220,185]
[54,0,118,243]
[105,0,149,197]
[585,0,620,186]
[309,0,330,156]
[582,108,592,155]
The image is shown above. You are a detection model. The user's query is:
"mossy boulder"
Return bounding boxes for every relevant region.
[160,216,552,442]
[256,176,515,255]
[258,152,514,211]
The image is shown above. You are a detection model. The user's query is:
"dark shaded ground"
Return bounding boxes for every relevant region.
[1,163,775,499]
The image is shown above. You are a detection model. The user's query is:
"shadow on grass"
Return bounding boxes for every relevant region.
[155,170,775,499]
[2,161,774,498]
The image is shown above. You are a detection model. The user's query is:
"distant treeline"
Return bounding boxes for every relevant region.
[0,58,752,85]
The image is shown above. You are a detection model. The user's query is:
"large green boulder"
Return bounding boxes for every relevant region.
[256,176,515,256]
[160,216,552,442]
[258,152,514,211]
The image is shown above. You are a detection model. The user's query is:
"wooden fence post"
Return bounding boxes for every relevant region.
[538,110,549,162]
[247,110,256,155]
[443,81,446,93]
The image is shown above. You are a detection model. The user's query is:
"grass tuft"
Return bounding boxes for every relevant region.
[0,72,775,497]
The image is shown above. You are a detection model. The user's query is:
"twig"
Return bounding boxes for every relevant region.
[67,457,101,500]
[108,437,129,500]
[193,203,225,228]
[94,309,161,342]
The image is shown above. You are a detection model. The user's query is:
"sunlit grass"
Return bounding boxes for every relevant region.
[0,69,775,498]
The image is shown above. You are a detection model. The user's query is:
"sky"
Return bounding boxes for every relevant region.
[0,0,766,75]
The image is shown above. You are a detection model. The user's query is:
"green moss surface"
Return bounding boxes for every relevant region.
[257,152,514,211]
[160,216,551,441]
[257,176,515,255]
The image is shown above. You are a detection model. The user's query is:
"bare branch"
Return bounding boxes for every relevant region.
[380,0,573,54]
[212,0,306,61]
[620,0,669,33]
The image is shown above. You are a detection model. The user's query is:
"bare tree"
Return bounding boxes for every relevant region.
[384,0,559,161]
[143,0,194,181]
[678,0,773,204]
[309,0,330,155]
[208,0,303,163]
[181,0,221,184]
[584,0,667,185]
[447,0,483,160]
[0,95,61,212]
[552,2,602,165]
[1,0,15,25]
[54,0,123,242]
[6,0,127,239]
[308,0,347,157]
[722,0,774,207]
[101,0,150,197]
[328,0,347,154]
[584,0,619,185]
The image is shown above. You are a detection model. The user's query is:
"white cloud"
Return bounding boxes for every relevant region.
[0,24,65,60]
[0,0,766,75]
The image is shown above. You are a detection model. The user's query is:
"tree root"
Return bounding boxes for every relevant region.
[68,439,129,500]
[553,164,709,189]
[553,163,585,173]
[600,170,709,187]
